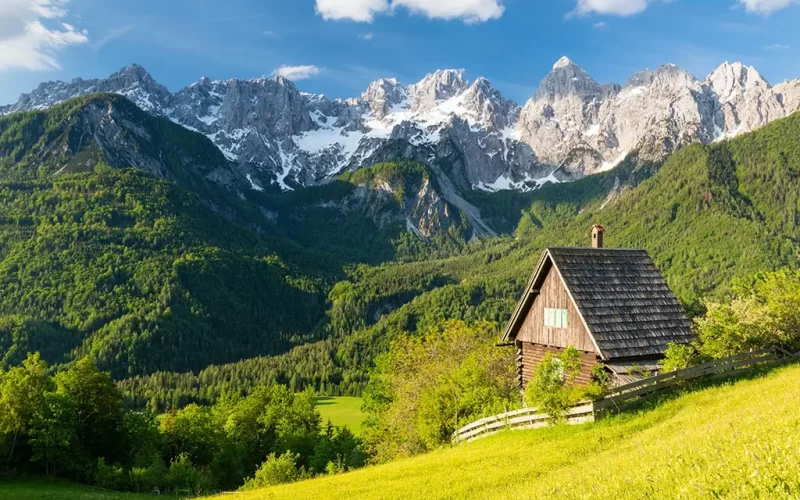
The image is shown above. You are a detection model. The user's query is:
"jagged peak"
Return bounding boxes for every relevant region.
[708,61,766,85]
[114,63,153,80]
[413,69,467,88]
[553,56,575,70]
[626,68,655,88]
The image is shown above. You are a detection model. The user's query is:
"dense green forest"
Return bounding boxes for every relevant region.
[1,93,800,410]
[121,109,800,409]
[0,170,335,377]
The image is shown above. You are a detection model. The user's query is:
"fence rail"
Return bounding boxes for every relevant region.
[452,403,594,443]
[452,347,795,444]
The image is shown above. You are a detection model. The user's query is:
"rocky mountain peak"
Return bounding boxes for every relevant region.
[707,61,770,104]
[535,57,601,102]
[362,78,408,119]
[553,56,575,70]
[408,69,468,112]
[626,69,655,88]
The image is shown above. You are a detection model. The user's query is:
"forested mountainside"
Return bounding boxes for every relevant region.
[1,88,800,405]
[0,95,481,377]
[120,109,800,409]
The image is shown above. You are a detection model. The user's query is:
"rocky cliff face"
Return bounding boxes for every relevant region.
[3,59,800,193]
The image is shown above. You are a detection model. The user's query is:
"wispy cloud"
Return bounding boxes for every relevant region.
[763,43,791,50]
[263,30,280,38]
[359,32,374,40]
[593,21,608,29]
[0,0,89,71]
[92,24,135,51]
[271,65,322,80]
[315,0,505,24]
[738,0,799,15]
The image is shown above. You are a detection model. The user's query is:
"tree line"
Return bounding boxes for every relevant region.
[0,354,366,495]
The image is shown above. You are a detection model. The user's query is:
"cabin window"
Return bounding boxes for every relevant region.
[544,308,568,329]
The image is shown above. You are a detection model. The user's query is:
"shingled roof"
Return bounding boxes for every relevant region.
[502,247,694,360]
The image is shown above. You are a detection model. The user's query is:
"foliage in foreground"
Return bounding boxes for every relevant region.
[663,268,800,371]
[0,355,366,495]
[361,320,518,462]
[524,347,608,420]
[214,361,800,500]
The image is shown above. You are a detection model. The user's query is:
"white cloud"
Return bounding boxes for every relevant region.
[593,21,608,28]
[0,0,88,71]
[359,32,374,40]
[315,0,504,23]
[763,43,791,50]
[271,65,322,80]
[738,0,799,14]
[391,0,504,23]
[573,0,654,16]
[315,0,389,22]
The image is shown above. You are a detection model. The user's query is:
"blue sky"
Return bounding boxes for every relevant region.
[1,0,800,105]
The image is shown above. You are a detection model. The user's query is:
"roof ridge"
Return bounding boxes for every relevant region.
[547,246,647,251]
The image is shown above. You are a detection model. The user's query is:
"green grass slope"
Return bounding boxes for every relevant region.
[221,362,800,499]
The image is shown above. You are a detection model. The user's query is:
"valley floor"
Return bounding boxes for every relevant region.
[315,397,366,435]
[0,480,154,500]
[217,362,800,500]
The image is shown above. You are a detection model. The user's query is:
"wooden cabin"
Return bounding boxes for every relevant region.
[501,226,694,388]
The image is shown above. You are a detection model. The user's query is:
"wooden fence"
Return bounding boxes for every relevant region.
[452,402,595,443]
[452,347,794,444]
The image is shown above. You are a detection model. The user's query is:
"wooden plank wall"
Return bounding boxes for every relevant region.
[517,265,596,352]
[519,343,600,388]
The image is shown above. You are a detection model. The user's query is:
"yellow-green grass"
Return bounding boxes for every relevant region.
[315,396,365,435]
[0,480,154,499]
[218,363,800,499]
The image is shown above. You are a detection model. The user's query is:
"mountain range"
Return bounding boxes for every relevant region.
[3,58,799,195]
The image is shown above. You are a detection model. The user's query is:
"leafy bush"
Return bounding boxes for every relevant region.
[166,453,209,495]
[524,347,586,421]
[694,269,800,360]
[241,452,305,490]
[661,343,698,373]
[95,458,128,491]
[362,320,518,462]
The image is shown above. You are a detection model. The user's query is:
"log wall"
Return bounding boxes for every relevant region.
[518,342,600,389]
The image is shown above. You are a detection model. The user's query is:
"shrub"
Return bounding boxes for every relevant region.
[241,451,305,490]
[95,458,127,491]
[166,453,209,495]
[524,347,585,421]
[661,343,698,373]
[362,320,518,462]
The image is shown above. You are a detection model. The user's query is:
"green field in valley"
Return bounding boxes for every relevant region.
[217,362,800,500]
[0,480,155,500]
[315,396,366,435]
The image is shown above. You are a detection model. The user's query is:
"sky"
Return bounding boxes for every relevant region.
[1,0,800,105]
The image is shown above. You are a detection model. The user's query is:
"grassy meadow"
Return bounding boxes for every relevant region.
[218,362,800,499]
[315,397,366,435]
[0,480,155,500]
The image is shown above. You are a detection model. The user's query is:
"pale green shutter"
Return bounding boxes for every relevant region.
[562,309,568,329]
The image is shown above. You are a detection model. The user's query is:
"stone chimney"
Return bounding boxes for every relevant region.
[592,225,605,249]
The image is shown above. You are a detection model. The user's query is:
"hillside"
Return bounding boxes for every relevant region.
[0,95,486,379]
[121,110,800,407]
[217,362,800,499]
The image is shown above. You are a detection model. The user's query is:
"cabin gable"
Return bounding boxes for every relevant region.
[516,266,596,353]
